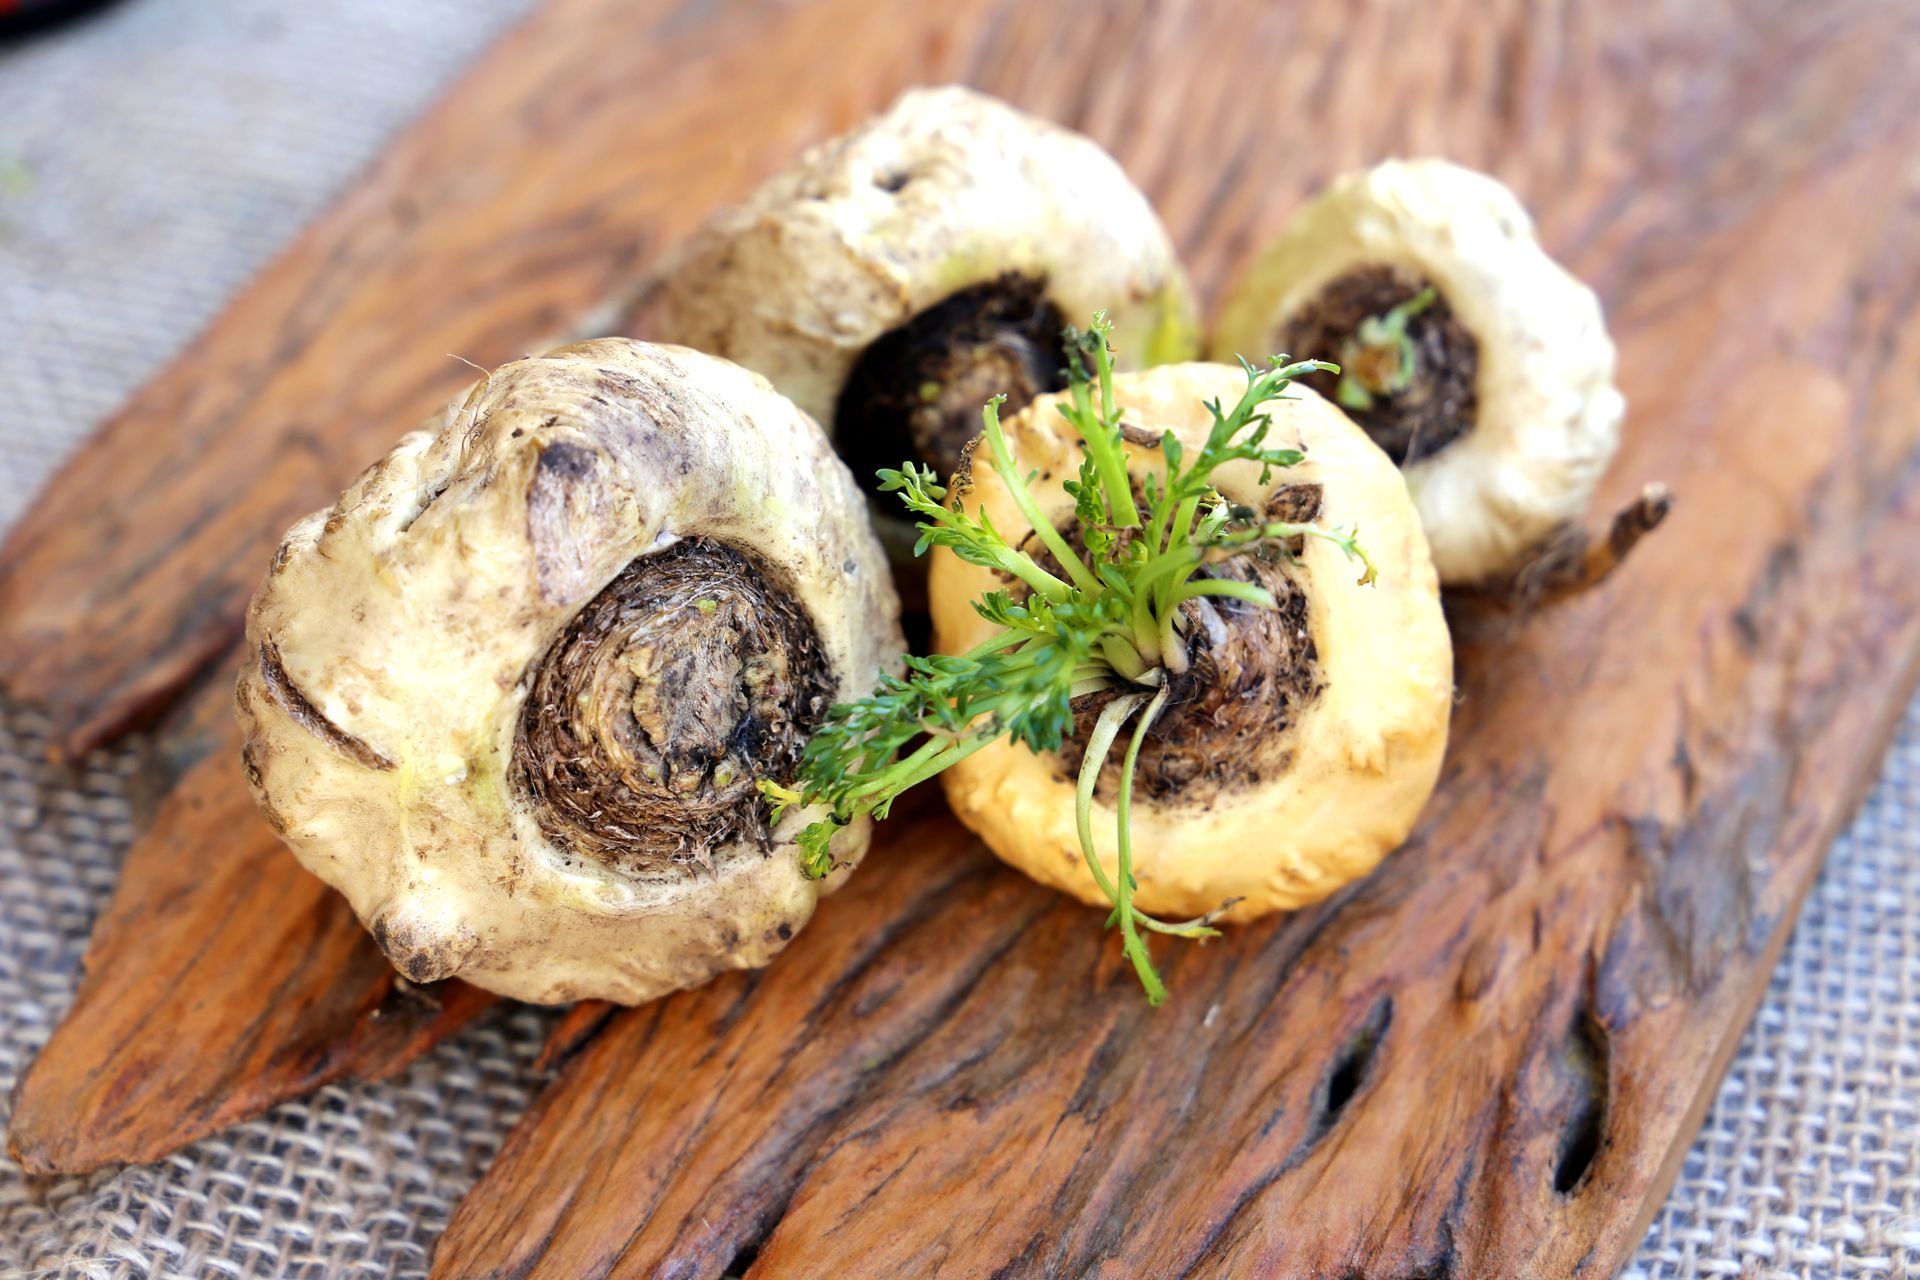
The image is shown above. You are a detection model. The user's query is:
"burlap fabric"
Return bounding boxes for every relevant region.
[1,3,1915,1276]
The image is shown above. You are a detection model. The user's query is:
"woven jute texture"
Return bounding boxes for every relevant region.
[1,3,1917,1277]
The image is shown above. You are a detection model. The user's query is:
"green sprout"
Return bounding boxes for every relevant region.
[762,315,1374,1004]
[1334,285,1437,412]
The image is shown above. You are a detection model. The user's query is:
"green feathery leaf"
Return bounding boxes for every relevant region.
[764,314,1373,1003]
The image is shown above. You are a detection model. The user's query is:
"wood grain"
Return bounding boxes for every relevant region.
[3,0,1916,1274]
[406,0,1918,1277]
[5,704,496,1175]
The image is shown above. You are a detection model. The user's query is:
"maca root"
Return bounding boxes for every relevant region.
[775,318,1427,1005]
[513,538,832,876]
[237,338,903,1005]
[1278,264,1480,465]
[835,273,1067,484]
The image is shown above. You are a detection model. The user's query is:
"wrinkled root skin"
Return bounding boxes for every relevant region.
[835,273,1067,485]
[513,538,832,878]
[1278,264,1480,466]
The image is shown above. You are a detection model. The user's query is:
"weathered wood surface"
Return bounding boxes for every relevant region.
[3,0,1916,1276]
[5,689,497,1174]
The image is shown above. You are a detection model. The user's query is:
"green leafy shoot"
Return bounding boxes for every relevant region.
[761,313,1375,1004]
[1334,285,1437,412]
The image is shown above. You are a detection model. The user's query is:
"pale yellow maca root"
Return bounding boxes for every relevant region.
[1214,159,1630,588]
[235,338,902,1005]
[930,363,1454,923]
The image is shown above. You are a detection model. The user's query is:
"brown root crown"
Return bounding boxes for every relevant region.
[1279,264,1480,466]
[1059,484,1329,803]
[835,273,1067,486]
[512,538,832,876]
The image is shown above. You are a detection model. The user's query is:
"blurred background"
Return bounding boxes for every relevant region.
[2,3,1916,1278]
[0,0,538,531]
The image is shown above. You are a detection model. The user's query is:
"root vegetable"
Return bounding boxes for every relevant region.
[634,86,1198,500]
[765,318,1452,1002]
[1212,159,1654,589]
[235,339,902,1005]
[933,364,1451,934]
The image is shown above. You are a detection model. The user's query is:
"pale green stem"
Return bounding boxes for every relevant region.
[1098,633,1148,682]
[1127,548,1202,661]
[958,628,1029,661]
[1114,682,1173,1005]
[1164,492,1203,555]
[850,733,999,810]
[985,540,1075,603]
[1157,603,1188,677]
[1123,909,1227,939]
[982,398,1099,596]
[1086,326,1140,528]
[843,734,954,804]
[1074,693,1227,948]
[1169,578,1276,609]
[1214,521,1378,585]
[1074,692,1148,910]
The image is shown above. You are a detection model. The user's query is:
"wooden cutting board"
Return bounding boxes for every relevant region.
[6,0,1920,1276]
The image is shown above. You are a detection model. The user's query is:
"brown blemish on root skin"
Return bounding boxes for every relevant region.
[372,914,478,985]
[835,273,1067,484]
[257,638,395,771]
[1278,264,1479,465]
[526,440,609,605]
[238,741,292,835]
[512,538,831,877]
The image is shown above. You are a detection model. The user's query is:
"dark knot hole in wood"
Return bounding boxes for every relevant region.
[1552,1006,1611,1196]
[1303,995,1394,1157]
[723,1238,763,1279]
